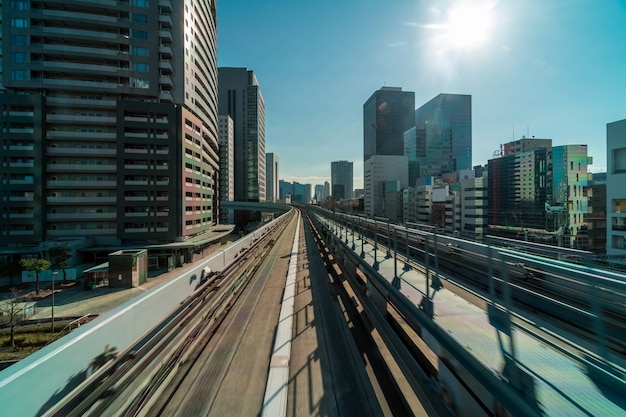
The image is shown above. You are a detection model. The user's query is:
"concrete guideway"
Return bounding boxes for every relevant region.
[319,211,626,417]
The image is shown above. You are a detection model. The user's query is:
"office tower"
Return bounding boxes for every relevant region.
[363,87,414,218]
[587,173,607,253]
[607,119,626,258]
[324,181,331,199]
[331,160,354,200]
[265,153,279,202]
[292,182,306,204]
[364,155,408,218]
[219,115,235,225]
[488,147,550,233]
[314,184,325,202]
[219,116,235,202]
[0,1,219,248]
[414,94,472,174]
[404,123,453,185]
[363,87,415,161]
[552,145,590,248]
[279,180,292,201]
[217,68,266,203]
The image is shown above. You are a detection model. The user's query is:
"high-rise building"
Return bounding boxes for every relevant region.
[265,153,279,203]
[404,122,453,185]
[587,173,607,254]
[363,87,414,218]
[314,184,325,202]
[219,116,235,202]
[606,119,626,258]
[331,160,354,200]
[0,1,219,249]
[218,68,266,202]
[279,180,292,201]
[218,115,235,225]
[413,94,472,174]
[552,145,590,248]
[488,147,550,233]
[363,87,415,161]
[364,155,408,218]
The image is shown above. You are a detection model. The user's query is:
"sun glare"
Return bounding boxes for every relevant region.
[440,2,495,50]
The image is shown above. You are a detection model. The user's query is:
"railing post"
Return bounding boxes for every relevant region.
[404,224,411,271]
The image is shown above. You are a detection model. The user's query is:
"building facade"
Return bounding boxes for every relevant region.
[218,115,235,202]
[502,138,552,156]
[404,121,454,185]
[413,93,472,174]
[607,119,626,259]
[460,173,489,240]
[488,147,550,235]
[364,155,408,218]
[265,153,279,203]
[331,160,354,200]
[363,87,414,218]
[217,67,266,203]
[0,0,219,248]
[363,87,415,161]
[552,145,591,248]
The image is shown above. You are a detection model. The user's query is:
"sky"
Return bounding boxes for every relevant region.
[217,0,626,190]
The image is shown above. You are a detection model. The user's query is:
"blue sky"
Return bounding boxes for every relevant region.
[217,0,626,189]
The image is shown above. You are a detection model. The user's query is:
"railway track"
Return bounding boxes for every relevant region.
[47,210,295,417]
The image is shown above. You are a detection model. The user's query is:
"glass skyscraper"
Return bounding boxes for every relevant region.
[363,87,415,161]
[413,93,472,174]
[331,160,354,200]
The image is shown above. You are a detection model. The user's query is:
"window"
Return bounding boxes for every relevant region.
[613,147,626,174]
[11,1,29,10]
[132,46,149,56]
[132,62,149,72]
[132,14,148,24]
[11,70,29,80]
[132,78,150,89]
[132,29,149,40]
[11,35,28,46]
[131,0,149,6]
[11,52,28,63]
[11,18,29,28]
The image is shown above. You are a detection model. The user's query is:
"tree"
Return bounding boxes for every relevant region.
[19,258,51,295]
[0,288,26,348]
[49,246,72,283]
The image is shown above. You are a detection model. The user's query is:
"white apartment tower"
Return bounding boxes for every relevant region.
[607,119,626,259]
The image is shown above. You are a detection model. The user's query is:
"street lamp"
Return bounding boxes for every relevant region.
[51,270,58,333]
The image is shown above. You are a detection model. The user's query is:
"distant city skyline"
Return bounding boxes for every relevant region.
[217,0,626,189]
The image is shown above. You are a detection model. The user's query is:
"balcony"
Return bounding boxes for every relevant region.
[47,180,116,188]
[47,196,116,204]
[47,228,116,237]
[47,164,116,172]
[47,212,116,221]
[47,147,116,156]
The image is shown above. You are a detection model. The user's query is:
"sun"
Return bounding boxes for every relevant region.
[440,2,495,50]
